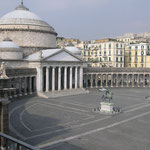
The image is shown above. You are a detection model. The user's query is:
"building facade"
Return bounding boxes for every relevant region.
[125,43,150,68]
[82,40,125,68]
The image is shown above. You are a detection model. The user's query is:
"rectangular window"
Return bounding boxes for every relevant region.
[109,51,111,55]
[120,57,123,62]
[116,57,118,62]
[116,50,118,55]
[99,51,101,56]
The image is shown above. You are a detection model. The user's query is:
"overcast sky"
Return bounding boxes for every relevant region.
[0,0,150,40]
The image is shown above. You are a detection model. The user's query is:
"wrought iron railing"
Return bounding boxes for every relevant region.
[0,132,40,150]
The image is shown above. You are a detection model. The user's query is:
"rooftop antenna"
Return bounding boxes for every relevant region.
[21,0,23,5]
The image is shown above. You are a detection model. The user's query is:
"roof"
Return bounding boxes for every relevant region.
[1,4,41,21]
[0,4,52,29]
[1,10,41,21]
[0,40,19,49]
[25,48,83,62]
[26,49,61,61]
[65,46,81,54]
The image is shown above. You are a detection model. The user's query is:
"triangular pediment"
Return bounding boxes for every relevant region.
[44,51,81,62]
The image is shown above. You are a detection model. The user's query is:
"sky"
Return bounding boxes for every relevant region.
[0,0,150,40]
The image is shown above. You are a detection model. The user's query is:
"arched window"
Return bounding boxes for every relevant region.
[141,51,144,55]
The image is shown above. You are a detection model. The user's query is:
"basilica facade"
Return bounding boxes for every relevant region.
[0,2,86,99]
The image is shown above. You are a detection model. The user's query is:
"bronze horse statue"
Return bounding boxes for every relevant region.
[102,90,113,103]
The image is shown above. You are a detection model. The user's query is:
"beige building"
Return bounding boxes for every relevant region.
[125,43,150,68]
[82,39,125,68]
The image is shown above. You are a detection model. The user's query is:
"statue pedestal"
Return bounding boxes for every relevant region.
[100,102,114,114]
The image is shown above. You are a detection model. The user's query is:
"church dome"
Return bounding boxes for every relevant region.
[0,38,23,60]
[0,3,57,56]
[0,38,19,49]
[0,3,52,29]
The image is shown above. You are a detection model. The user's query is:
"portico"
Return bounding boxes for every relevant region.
[26,48,85,94]
[37,65,83,93]
[84,67,150,88]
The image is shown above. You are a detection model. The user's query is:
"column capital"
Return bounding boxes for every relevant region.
[58,66,62,69]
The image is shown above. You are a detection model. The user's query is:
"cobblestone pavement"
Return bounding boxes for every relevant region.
[9,88,150,150]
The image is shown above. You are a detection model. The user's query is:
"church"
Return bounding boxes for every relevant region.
[0,2,86,99]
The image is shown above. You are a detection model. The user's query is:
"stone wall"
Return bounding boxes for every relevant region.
[0,30,57,49]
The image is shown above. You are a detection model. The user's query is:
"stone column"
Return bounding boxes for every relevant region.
[90,74,93,88]
[24,77,27,95]
[79,67,83,88]
[29,77,32,94]
[137,74,140,87]
[86,74,89,88]
[111,74,113,87]
[58,67,62,91]
[132,74,134,87]
[46,67,49,92]
[75,67,78,89]
[96,74,98,88]
[0,99,10,148]
[70,67,73,89]
[52,67,55,91]
[14,78,17,97]
[143,74,146,87]
[127,74,129,87]
[116,74,119,87]
[37,67,43,92]
[8,79,12,99]
[64,67,67,90]
[19,77,22,96]
[100,74,103,87]
[106,74,108,87]
[121,74,124,87]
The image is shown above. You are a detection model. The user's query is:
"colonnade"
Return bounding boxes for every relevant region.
[8,76,36,98]
[37,66,83,92]
[83,73,150,88]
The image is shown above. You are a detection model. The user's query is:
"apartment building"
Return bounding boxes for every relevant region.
[82,39,125,68]
[125,43,150,68]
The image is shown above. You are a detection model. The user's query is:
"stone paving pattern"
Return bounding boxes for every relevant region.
[9,88,150,150]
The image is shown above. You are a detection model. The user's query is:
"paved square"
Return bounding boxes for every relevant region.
[9,88,150,150]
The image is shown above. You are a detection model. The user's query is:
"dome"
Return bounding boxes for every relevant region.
[0,38,23,60]
[0,4,51,28]
[0,38,19,49]
[65,46,81,55]
[0,3,57,55]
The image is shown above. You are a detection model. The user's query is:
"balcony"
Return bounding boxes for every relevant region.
[0,132,40,150]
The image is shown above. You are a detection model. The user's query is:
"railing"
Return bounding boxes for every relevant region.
[0,132,40,150]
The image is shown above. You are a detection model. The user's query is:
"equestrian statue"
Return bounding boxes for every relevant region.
[101,89,113,103]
